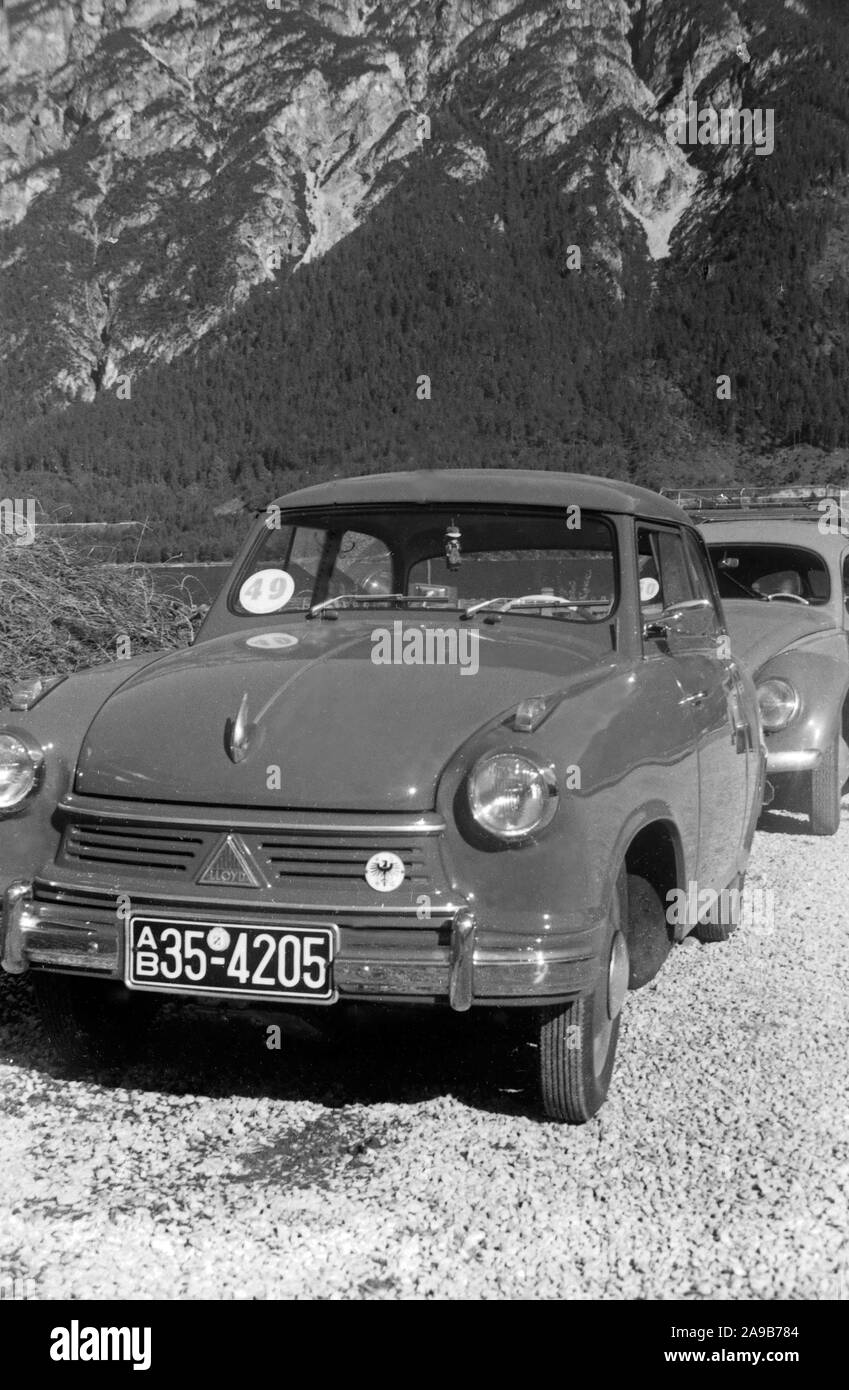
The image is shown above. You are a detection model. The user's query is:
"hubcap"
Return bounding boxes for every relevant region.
[592,928,630,1077]
[607,930,630,1020]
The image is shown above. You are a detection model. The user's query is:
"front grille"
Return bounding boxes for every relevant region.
[258,837,428,884]
[34,883,124,912]
[63,823,204,875]
[56,815,442,899]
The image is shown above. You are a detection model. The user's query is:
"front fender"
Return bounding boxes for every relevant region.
[434,664,698,943]
[0,653,167,894]
[756,632,849,763]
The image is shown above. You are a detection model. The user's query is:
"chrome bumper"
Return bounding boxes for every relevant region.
[766,749,820,773]
[1,883,598,1007]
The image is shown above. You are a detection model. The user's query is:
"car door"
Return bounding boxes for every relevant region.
[841,550,849,629]
[680,526,754,895]
[638,523,751,903]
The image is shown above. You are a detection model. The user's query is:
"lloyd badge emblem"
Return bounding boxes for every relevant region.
[197,834,263,889]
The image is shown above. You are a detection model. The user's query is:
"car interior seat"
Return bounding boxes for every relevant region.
[752,570,802,598]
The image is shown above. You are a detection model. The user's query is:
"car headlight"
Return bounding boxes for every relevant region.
[468,753,558,840]
[757,678,800,731]
[0,734,42,811]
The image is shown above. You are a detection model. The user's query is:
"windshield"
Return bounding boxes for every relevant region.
[707,542,831,605]
[231,506,618,621]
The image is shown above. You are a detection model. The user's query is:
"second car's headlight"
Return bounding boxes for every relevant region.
[0,734,41,811]
[468,753,558,840]
[757,678,800,731]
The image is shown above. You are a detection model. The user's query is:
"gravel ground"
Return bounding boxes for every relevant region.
[1,809,847,1301]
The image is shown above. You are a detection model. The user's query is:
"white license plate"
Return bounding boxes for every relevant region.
[125,917,337,1002]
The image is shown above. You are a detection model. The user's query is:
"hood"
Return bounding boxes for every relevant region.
[722,599,836,675]
[75,617,611,810]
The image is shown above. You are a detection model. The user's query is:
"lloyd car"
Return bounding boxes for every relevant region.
[664,486,849,835]
[0,472,764,1122]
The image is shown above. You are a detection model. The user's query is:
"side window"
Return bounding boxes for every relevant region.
[637,526,694,612]
[683,530,723,632]
[842,554,849,604]
[656,529,695,607]
[637,528,664,612]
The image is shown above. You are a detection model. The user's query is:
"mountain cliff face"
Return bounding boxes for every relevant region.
[2,0,849,558]
[0,0,776,406]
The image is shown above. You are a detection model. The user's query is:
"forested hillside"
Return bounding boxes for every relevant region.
[3,0,849,560]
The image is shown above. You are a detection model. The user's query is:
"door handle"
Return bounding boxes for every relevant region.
[679,689,708,706]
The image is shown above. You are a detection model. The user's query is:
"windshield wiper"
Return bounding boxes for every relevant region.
[307,593,469,618]
[306,593,408,619]
[306,592,600,621]
[461,595,595,620]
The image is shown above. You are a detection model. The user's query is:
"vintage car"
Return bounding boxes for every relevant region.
[664,486,849,835]
[0,472,765,1122]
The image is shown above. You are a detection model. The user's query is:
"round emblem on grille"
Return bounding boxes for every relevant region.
[364,851,405,893]
[207,927,231,951]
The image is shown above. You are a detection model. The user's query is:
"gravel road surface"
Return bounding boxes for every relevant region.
[1,809,847,1301]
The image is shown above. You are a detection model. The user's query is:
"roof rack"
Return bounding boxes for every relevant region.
[660,484,849,521]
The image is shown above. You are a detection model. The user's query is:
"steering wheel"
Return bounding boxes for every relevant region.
[765,592,809,605]
[358,568,394,596]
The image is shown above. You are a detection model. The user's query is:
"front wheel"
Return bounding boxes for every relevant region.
[809,736,842,836]
[32,973,158,1069]
[537,873,629,1123]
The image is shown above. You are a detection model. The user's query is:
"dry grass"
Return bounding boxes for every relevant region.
[0,531,199,707]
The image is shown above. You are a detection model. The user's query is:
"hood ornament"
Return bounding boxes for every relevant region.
[225,692,255,763]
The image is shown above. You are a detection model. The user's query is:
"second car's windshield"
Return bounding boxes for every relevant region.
[707,542,830,605]
[232,506,618,621]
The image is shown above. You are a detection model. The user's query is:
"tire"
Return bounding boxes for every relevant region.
[537,869,630,1123]
[32,972,157,1068]
[809,736,842,836]
[695,871,744,943]
[626,873,672,989]
[695,918,732,943]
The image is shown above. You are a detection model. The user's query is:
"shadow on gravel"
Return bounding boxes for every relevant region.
[757,791,848,837]
[231,1108,402,1189]
[757,807,824,836]
[0,971,539,1120]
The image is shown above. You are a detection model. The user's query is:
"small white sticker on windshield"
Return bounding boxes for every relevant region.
[640,576,660,603]
[239,569,295,614]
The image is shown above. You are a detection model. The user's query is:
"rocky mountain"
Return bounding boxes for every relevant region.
[2,0,849,556]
